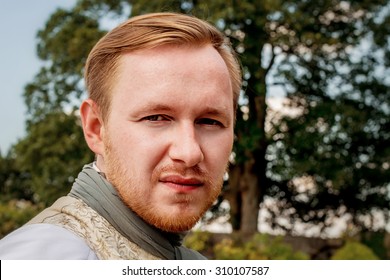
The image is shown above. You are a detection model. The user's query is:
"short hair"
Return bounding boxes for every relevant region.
[84,12,242,121]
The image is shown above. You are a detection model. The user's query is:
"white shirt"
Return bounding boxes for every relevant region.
[0,223,98,259]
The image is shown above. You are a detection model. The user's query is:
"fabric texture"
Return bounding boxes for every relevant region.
[27,195,160,259]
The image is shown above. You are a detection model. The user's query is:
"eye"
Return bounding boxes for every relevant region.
[142,115,170,122]
[197,118,224,127]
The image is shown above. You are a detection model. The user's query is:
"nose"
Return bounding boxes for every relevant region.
[168,123,204,167]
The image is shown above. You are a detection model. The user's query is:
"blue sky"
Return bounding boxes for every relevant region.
[0,0,76,154]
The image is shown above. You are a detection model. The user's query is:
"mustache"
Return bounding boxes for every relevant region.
[152,164,210,182]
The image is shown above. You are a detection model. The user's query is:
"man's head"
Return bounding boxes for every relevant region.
[80,12,241,232]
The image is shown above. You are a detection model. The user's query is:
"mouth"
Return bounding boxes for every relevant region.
[159,175,204,192]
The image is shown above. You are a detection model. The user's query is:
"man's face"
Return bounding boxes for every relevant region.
[100,44,234,232]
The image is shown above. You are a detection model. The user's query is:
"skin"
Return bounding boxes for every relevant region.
[80,44,234,232]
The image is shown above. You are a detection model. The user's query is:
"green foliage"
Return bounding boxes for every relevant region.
[214,238,248,260]
[184,230,213,252]
[24,7,105,122]
[331,241,379,260]
[0,200,43,238]
[213,233,309,260]
[361,231,388,259]
[12,112,94,205]
[0,154,34,202]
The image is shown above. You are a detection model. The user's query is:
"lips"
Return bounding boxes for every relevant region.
[159,175,204,191]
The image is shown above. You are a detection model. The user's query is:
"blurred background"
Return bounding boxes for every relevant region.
[1,0,389,260]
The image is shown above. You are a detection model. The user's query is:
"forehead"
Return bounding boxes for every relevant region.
[117,44,230,80]
[109,44,234,111]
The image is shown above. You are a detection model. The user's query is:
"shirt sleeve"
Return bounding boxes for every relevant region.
[0,224,98,260]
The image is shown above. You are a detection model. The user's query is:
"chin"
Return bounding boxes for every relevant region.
[158,222,197,233]
[143,207,205,233]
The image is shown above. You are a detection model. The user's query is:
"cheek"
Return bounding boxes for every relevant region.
[204,134,233,170]
[116,131,168,169]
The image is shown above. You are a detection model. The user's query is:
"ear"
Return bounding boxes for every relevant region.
[80,99,105,155]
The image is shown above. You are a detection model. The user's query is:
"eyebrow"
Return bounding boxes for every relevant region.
[201,106,232,124]
[131,104,173,116]
[131,103,232,124]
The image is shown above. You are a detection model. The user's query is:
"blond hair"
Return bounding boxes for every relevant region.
[85,12,241,121]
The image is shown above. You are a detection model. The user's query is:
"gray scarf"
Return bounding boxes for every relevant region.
[69,163,205,260]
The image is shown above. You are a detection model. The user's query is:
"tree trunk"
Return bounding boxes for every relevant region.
[240,158,260,233]
[227,157,261,234]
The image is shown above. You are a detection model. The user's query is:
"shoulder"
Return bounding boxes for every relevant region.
[0,224,98,260]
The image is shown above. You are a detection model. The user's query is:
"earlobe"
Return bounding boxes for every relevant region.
[80,99,105,155]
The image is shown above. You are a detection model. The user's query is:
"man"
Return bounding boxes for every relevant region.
[0,12,241,259]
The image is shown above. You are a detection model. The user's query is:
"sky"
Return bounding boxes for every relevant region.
[0,0,77,154]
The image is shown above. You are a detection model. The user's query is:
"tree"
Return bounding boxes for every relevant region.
[267,1,390,234]
[16,0,390,234]
[0,153,34,203]
[0,150,41,238]
[24,7,106,123]
[13,112,94,205]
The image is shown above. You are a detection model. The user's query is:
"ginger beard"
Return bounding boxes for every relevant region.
[102,136,225,232]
